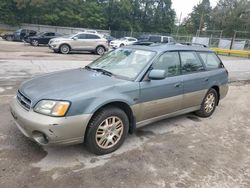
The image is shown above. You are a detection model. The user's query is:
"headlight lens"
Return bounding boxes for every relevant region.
[34,100,70,117]
[52,40,59,43]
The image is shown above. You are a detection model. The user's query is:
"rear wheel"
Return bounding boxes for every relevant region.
[86,107,129,155]
[195,88,218,117]
[31,40,39,46]
[60,44,70,54]
[96,46,105,55]
[6,36,13,41]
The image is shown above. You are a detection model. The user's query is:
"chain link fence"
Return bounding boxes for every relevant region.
[111,30,250,50]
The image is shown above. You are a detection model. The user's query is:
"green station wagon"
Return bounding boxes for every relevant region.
[10,44,228,155]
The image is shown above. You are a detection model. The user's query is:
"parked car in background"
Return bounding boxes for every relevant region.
[10,43,228,155]
[134,35,175,46]
[48,32,109,55]
[104,34,116,45]
[110,37,137,48]
[1,29,37,41]
[24,32,62,46]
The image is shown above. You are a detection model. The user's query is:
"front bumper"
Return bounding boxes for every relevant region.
[48,43,60,50]
[110,43,120,48]
[10,97,92,145]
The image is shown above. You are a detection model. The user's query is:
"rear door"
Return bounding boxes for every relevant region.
[43,32,55,44]
[179,51,209,109]
[138,51,183,122]
[85,34,101,50]
[71,34,87,50]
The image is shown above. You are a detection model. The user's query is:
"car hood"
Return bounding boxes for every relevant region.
[19,68,126,106]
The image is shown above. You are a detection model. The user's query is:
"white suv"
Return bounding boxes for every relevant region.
[49,32,109,55]
[110,37,137,48]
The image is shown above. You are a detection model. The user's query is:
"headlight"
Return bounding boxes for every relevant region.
[34,100,70,117]
[52,40,60,43]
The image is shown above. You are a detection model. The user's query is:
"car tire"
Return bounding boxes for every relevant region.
[31,40,39,46]
[195,88,218,118]
[6,36,13,41]
[120,43,124,47]
[60,44,70,54]
[85,107,129,155]
[96,46,105,55]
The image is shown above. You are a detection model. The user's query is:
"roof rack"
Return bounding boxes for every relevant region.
[180,42,207,48]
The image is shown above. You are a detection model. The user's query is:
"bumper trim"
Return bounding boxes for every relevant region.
[10,97,92,145]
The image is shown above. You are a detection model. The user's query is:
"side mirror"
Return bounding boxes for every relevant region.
[148,69,166,80]
[72,37,78,40]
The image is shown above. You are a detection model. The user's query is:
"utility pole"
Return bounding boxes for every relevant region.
[198,12,204,37]
[176,12,182,37]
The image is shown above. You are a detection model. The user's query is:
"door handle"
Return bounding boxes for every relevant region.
[175,83,182,88]
[204,78,209,82]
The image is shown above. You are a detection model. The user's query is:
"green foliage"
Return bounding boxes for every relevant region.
[210,0,250,36]
[180,0,250,36]
[0,0,175,33]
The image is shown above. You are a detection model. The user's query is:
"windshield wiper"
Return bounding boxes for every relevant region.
[85,66,113,77]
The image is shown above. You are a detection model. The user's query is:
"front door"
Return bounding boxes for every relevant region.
[138,51,183,122]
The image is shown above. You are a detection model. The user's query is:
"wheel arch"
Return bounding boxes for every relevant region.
[210,85,220,105]
[59,43,71,50]
[95,45,107,52]
[84,101,136,142]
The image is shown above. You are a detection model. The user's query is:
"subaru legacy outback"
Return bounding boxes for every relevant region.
[10,44,228,155]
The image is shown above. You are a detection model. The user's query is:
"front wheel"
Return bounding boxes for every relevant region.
[195,88,218,117]
[85,107,129,155]
[60,44,70,54]
[6,36,13,41]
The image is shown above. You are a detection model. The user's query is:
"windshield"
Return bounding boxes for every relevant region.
[87,48,156,80]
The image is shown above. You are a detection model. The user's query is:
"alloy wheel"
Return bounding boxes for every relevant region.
[95,116,124,149]
[204,93,215,113]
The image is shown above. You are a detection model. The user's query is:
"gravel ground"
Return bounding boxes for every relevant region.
[0,39,250,188]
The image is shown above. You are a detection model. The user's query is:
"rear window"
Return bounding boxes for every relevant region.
[180,51,205,73]
[198,52,221,70]
[149,36,161,42]
[86,34,100,39]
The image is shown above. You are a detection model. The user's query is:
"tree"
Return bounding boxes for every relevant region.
[210,0,250,36]
[181,0,212,34]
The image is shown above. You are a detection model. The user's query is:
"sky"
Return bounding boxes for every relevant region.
[172,0,218,21]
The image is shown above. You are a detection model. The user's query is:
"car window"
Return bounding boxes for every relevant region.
[169,37,175,42]
[86,34,100,39]
[152,52,181,77]
[149,36,161,42]
[128,38,136,41]
[180,51,204,73]
[76,34,86,39]
[162,37,168,43]
[88,48,156,80]
[198,52,221,70]
[46,33,55,36]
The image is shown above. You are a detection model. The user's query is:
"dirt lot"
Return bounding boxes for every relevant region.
[0,39,250,188]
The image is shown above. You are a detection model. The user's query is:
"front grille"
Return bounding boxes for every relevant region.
[17,90,32,110]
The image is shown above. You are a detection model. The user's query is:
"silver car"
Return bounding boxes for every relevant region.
[49,32,109,55]
[10,44,228,155]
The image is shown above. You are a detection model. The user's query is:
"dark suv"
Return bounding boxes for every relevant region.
[1,29,37,41]
[134,35,175,46]
[25,32,62,46]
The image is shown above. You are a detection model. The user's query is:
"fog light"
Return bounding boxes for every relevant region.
[32,131,48,145]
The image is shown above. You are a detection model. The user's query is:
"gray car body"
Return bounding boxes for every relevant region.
[10,44,228,145]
